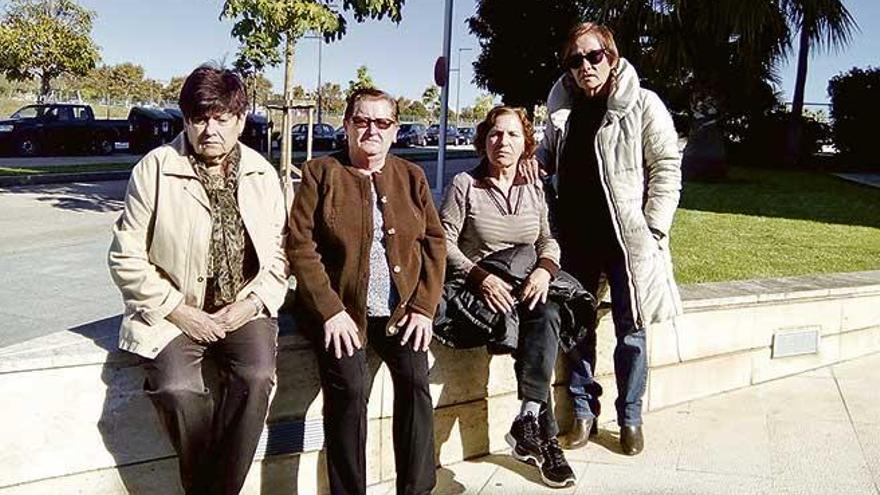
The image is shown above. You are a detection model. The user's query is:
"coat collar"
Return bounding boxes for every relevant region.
[161,133,264,179]
[546,57,641,129]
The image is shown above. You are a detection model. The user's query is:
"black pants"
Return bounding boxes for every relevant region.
[317,317,435,495]
[514,300,562,437]
[142,318,278,495]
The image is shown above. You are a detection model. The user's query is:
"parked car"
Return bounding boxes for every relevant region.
[162,107,185,136]
[241,114,270,152]
[335,125,347,149]
[532,124,546,143]
[395,123,427,147]
[127,107,175,153]
[0,104,129,156]
[425,124,460,146]
[457,126,476,145]
[290,123,338,150]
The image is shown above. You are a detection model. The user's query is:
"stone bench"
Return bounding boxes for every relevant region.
[1,271,879,494]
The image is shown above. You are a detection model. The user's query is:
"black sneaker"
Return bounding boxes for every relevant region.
[505,412,544,465]
[539,437,576,488]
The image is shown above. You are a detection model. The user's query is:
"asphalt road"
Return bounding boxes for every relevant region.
[0,156,479,348]
[0,145,476,168]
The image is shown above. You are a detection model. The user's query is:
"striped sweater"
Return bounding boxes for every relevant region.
[440,165,561,287]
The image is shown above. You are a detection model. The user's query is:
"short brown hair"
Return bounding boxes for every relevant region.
[343,87,399,122]
[473,106,537,159]
[561,22,620,69]
[179,64,248,120]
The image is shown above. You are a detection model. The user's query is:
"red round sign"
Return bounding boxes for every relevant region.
[434,56,447,87]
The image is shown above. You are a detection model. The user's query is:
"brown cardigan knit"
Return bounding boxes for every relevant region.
[287,151,446,343]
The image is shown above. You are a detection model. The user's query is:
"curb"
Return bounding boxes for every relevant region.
[0,170,132,188]
[0,151,479,188]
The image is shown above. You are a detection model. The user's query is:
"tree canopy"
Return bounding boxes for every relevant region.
[345,65,376,97]
[222,0,405,73]
[467,0,586,110]
[0,0,100,101]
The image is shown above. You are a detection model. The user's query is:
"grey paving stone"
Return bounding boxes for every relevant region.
[575,464,773,495]
[676,414,772,478]
[477,454,586,494]
[852,422,880,491]
[769,418,876,495]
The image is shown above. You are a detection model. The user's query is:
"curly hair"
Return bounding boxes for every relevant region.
[473,106,537,159]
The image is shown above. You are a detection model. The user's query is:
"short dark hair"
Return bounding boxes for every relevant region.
[178,63,248,121]
[473,106,537,158]
[343,87,398,122]
[561,22,620,70]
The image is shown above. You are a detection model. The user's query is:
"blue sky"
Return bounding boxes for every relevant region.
[19,0,880,108]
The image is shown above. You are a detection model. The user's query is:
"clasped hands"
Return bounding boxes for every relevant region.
[480,267,551,314]
[167,297,260,344]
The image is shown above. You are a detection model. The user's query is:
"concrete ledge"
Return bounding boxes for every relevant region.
[2,271,879,494]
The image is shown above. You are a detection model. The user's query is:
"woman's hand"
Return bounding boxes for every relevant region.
[396,312,434,352]
[324,310,362,359]
[480,274,516,314]
[520,267,551,311]
[211,299,258,334]
[167,303,226,343]
[518,156,546,184]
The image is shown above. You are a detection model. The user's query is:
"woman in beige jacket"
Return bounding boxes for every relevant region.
[108,64,288,495]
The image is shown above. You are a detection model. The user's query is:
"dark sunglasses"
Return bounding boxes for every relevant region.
[349,116,397,130]
[565,49,607,69]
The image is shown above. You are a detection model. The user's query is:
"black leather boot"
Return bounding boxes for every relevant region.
[620,425,644,456]
[561,417,598,449]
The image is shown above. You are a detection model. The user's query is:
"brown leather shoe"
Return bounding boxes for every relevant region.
[620,425,644,456]
[561,418,598,450]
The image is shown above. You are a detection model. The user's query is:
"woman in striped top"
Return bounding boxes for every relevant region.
[439,106,575,488]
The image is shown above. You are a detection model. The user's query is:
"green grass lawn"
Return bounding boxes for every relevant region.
[0,163,134,176]
[671,166,880,284]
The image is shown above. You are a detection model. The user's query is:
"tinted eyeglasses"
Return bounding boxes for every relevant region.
[349,116,397,130]
[564,49,607,69]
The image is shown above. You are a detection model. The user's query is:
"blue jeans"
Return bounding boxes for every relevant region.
[564,251,648,427]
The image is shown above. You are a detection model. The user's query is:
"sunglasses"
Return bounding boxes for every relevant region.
[565,49,607,69]
[349,116,397,130]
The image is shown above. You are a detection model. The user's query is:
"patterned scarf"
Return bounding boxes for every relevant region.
[189,144,247,306]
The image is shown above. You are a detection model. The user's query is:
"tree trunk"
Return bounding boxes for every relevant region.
[280,33,296,210]
[785,26,811,167]
[791,26,810,118]
[39,74,51,103]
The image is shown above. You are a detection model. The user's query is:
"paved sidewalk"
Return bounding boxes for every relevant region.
[372,353,880,495]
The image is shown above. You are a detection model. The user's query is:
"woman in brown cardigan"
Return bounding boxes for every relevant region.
[287,88,446,495]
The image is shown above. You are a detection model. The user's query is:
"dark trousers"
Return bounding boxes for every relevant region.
[142,318,278,495]
[316,317,435,495]
[562,247,648,427]
[514,300,562,437]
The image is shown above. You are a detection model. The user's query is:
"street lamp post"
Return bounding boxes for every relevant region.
[305,34,325,124]
[455,47,472,128]
[316,37,323,124]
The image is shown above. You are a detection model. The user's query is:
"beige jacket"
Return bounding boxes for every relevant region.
[536,58,683,326]
[108,134,289,358]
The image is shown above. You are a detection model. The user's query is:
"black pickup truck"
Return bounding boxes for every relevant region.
[0,104,131,156]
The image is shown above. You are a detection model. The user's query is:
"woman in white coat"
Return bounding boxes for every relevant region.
[531,22,682,455]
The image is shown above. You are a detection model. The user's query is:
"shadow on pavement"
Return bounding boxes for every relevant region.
[1,181,126,213]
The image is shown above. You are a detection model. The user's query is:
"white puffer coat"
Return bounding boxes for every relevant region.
[536,58,683,326]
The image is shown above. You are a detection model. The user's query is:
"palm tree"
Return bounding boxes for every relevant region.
[782,0,856,118]
[587,0,791,178]
[781,0,856,165]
